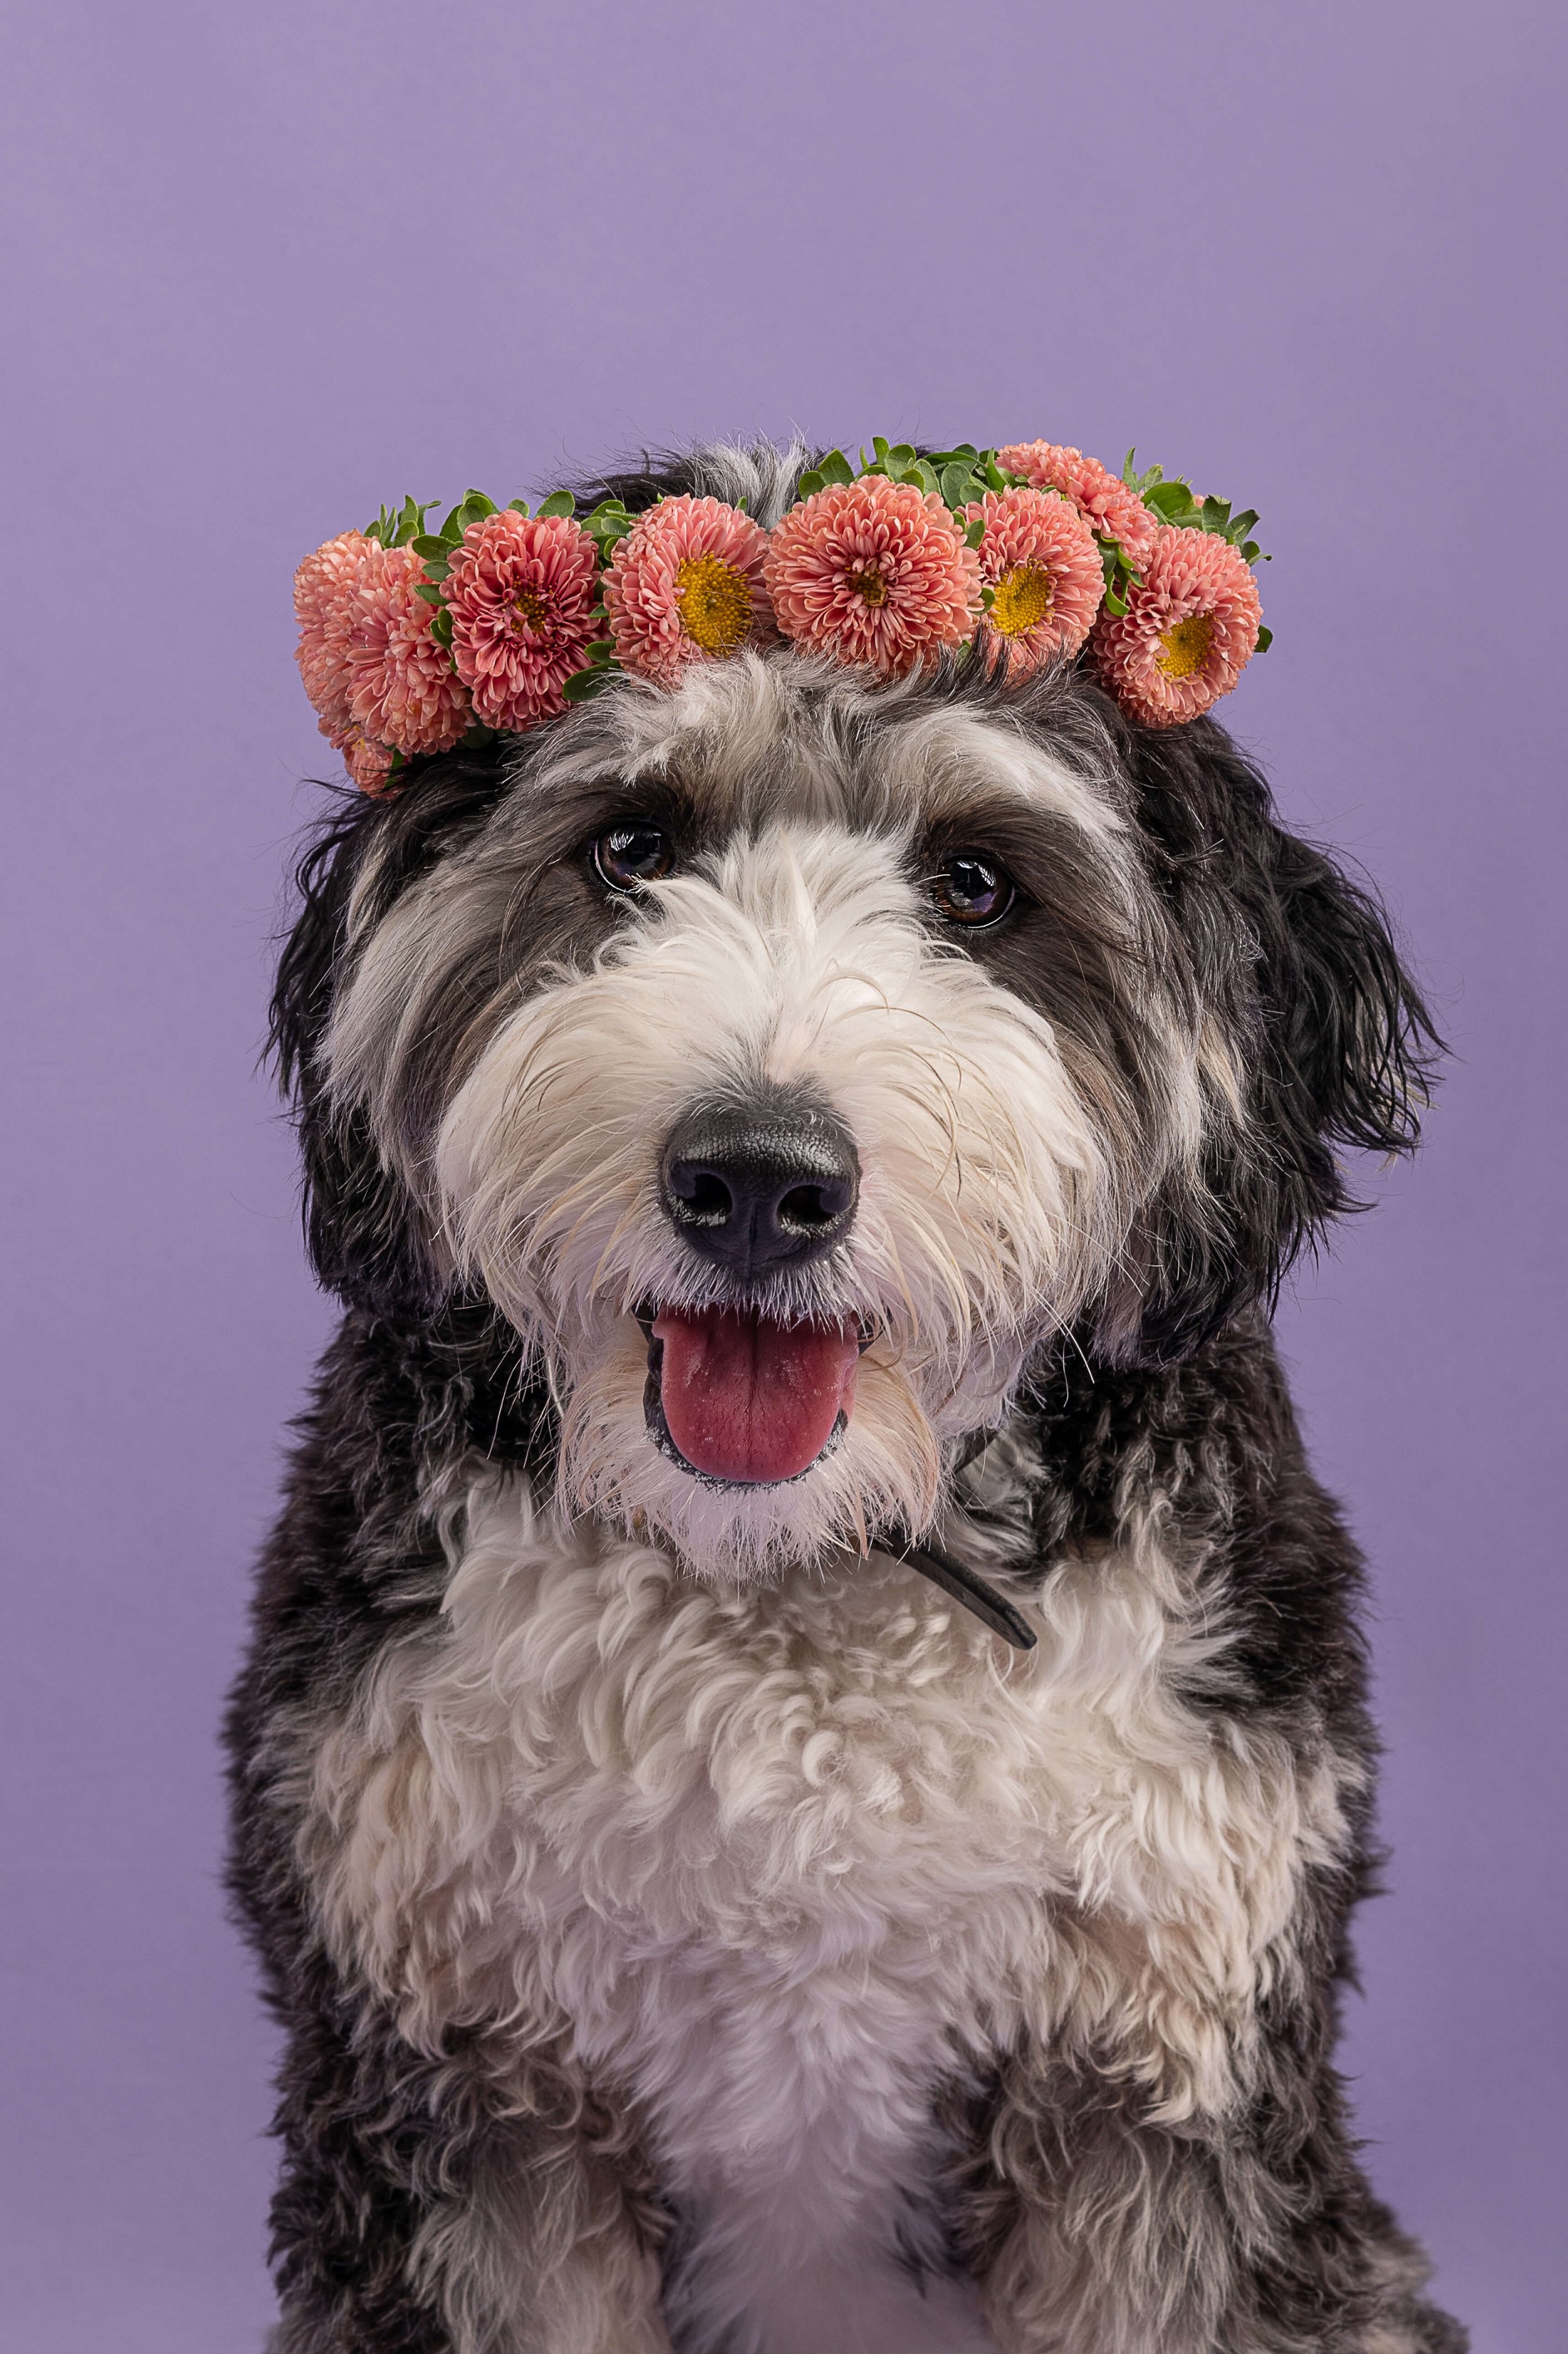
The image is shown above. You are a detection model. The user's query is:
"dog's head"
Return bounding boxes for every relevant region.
[274,449,1435,1579]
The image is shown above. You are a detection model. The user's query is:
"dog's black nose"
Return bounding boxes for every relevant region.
[660,1097,860,1274]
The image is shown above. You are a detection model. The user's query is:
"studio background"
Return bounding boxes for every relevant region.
[2,4,1562,2348]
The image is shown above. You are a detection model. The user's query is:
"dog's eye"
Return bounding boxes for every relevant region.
[593,822,674,892]
[934,852,1015,927]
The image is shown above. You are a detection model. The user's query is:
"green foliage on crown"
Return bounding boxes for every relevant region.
[357,438,1273,675]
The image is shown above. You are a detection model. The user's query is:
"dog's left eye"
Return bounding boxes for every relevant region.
[593,822,674,892]
[933,852,1015,927]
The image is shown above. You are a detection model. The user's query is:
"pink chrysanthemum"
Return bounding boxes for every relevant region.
[763,477,982,679]
[997,442,1158,569]
[602,495,774,685]
[334,726,398,795]
[442,509,601,731]
[1091,523,1263,728]
[966,486,1104,675]
[343,541,470,758]
[294,530,373,738]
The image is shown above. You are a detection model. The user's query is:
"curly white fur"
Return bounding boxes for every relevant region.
[296,1473,1355,2354]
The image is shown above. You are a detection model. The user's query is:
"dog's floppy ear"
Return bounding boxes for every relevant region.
[1101,716,1440,1364]
[270,750,510,1318]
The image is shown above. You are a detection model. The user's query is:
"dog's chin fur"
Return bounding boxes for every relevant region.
[230,439,1463,2354]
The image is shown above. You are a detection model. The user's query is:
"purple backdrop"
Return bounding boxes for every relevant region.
[2,3,1562,2345]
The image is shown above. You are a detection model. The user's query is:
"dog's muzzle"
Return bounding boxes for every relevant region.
[637,1089,862,1487]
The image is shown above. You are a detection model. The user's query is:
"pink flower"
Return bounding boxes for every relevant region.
[336,726,398,795]
[442,509,601,731]
[997,443,1158,569]
[967,486,1104,674]
[1091,524,1264,727]
[344,541,470,758]
[763,477,982,678]
[603,496,775,684]
[294,530,372,738]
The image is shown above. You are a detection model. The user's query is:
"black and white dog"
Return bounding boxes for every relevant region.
[228,442,1465,2354]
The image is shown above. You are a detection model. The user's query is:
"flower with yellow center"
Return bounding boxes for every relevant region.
[845,566,888,607]
[1156,613,1215,679]
[1091,522,1262,727]
[964,485,1104,677]
[603,494,774,686]
[675,553,755,655]
[988,562,1055,639]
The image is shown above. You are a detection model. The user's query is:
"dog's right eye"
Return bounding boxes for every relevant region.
[592,822,674,893]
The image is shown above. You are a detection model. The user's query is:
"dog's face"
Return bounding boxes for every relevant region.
[288,650,1430,1580]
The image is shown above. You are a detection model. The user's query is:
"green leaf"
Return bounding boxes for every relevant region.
[964,517,986,548]
[584,638,617,664]
[413,581,443,607]
[886,443,916,468]
[941,462,975,509]
[795,469,825,499]
[817,449,854,487]
[1254,624,1273,653]
[536,489,576,520]
[1145,480,1195,521]
[1123,452,1173,501]
[442,490,496,540]
[430,607,454,648]
[1103,583,1128,617]
[872,436,891,464]
[979,584,995,609]
[1229,509,1259,541]
[983,457,1007,493]
[561,667,613,702]
[412,535,451,561]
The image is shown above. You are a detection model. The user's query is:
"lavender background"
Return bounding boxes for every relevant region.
[2,2,1563,2346]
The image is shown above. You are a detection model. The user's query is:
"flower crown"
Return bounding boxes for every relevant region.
[294,438,1271,793]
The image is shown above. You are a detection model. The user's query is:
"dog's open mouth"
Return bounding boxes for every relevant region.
[640,1305,863,1487]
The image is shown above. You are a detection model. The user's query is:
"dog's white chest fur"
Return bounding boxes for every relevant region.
[307,1476,1346,2354]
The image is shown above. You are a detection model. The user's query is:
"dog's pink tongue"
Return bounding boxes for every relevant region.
[653,1307,860,1484]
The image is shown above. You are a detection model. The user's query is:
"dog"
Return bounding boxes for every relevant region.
[227,439,1466,2353]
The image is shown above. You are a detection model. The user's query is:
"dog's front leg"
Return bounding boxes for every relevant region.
[265,1961,672,2354]
[960,2027,1459,2354]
